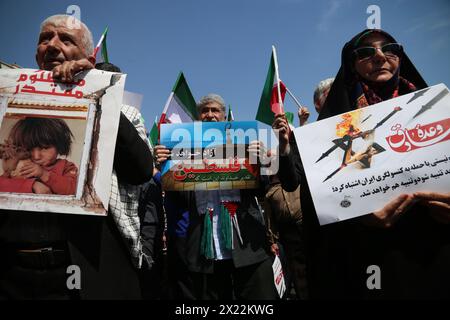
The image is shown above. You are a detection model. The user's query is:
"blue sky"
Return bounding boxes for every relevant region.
[1,0,449,130]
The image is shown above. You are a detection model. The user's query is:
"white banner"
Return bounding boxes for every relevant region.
[0,68,125,216]
[295,83,450,225]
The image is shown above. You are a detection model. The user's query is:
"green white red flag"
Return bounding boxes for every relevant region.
[159,72,197,126]
[256,46,286,126]
[94,27,109,63]
[227,105,234,121]
[148,116,159,148]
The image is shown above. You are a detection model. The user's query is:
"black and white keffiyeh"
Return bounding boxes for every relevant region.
[109,104,153,268]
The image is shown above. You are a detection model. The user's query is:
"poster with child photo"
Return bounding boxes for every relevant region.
[0,68,126,215]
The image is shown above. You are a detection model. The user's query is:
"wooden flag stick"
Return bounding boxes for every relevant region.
[272,45,284,113]
[285,85,304,110]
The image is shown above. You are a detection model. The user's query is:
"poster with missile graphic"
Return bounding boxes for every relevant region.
[294,83,450,225]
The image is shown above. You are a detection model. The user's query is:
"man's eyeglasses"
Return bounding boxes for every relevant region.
[353,43,403,61]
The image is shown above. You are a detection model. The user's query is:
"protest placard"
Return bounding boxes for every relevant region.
[160,121,260,191]
[295,83,450,225]
[0,68,125,215]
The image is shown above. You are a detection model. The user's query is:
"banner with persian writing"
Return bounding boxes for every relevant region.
[295,83,450,225]
[0,68,125,216]
[160,121,260,191]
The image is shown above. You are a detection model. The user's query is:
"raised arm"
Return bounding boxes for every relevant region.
[272,113,302,192]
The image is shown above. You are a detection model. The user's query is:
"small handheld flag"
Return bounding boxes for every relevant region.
[93,27,109,63]
[256,46,287,126]
[159,72,197,126]
[227,105,234,121]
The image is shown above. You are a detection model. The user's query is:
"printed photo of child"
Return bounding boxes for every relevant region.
[0,117,79,195]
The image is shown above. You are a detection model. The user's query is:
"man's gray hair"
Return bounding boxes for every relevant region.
[40,14,94,55]
[197,93,226,113]
[313,78,335,103]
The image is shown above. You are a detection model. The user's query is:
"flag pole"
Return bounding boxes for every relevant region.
[158,91,174,126]
[285,85,304,110]
[272,45,283,113]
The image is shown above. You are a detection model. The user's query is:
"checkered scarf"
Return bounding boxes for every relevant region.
[109,104,153,268]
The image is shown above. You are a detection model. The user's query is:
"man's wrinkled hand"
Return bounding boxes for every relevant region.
[298,107,310,126]
[154,145,171,165]
[52,58,94,83]
[247,140,268,165]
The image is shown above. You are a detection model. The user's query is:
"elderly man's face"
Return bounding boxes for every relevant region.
[199,102,225,122]
[36,22,88,70]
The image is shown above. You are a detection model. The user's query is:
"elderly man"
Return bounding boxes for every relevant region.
[313,78,334,114]
[0,15,153,299]
[154,94,277,300]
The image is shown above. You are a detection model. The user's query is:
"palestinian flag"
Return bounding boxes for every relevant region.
[94,27,109,63]
[148,116,159,147]
[227,105,234,121]
[255,47,286,126]
[159,72,197,125]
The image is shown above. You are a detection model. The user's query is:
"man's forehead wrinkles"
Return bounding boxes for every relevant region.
[39,30,75,38]
[39,26,82,47]
[42,24,77,34]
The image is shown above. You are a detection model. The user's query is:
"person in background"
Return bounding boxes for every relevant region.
[137,168,165,299]
[298,107,310,126]
[313,78,334,114]
[264,104,312,299]
[95,61,165,299]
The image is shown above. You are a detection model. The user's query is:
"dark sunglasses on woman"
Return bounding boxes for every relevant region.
[353,43,403,61]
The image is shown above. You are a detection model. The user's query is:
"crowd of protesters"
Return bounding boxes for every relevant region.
[0,14,448,300]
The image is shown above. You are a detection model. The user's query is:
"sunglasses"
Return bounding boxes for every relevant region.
[353,43,403,61]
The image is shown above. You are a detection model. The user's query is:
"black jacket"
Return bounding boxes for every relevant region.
[165,188,270,274]
[0,113,153,299]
